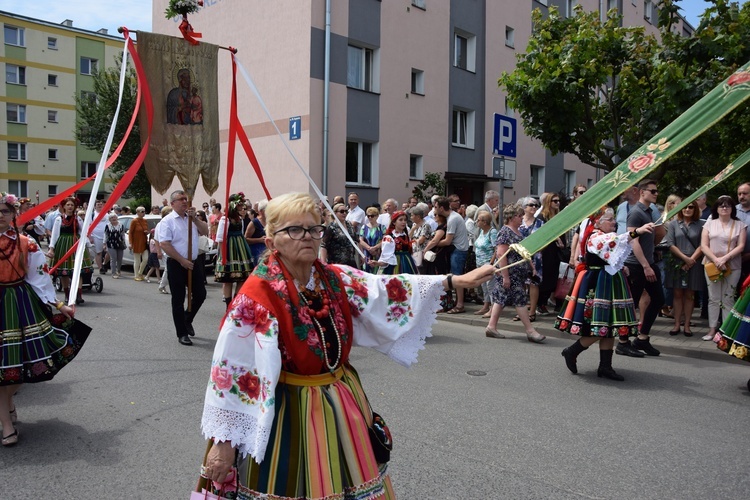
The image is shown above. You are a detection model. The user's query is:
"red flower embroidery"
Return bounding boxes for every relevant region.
[628,152,656,173]
[618,325,629,335]
[28,242,39,253]
[349,278,368,299]
[609,241,616,248]
[385,278,408,303]
[4,368,21,382]
[211,365,233,391]
[727,71,750,87]
[237,372,261,400]
[717,338,728,351]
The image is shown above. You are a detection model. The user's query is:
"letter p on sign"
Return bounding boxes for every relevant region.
[493,113,516,157]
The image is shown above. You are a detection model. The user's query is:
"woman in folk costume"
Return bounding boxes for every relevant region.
[47,197,93,305]
[0,193,90,446]
[198,193,497,499]
[555,207,655,381]
[370,211,418,275]
[716,274,750,391]
[215,194,255,309]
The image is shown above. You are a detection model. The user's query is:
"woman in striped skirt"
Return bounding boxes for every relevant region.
[47,197,93,305]
[215,194,254,309]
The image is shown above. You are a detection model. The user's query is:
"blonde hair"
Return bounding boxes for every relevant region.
[265,193,321,235]
[366,206,379,217]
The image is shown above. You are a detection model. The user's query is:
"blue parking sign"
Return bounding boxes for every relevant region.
[493,113,516,157]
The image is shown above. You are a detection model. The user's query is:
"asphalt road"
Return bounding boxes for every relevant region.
[1,273,749,499]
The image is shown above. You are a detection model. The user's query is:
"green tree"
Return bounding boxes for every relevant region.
[76,54,151,199]
[499,0,750,196]
[411,172,446,203]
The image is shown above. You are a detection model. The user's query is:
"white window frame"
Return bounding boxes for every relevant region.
[4,25,25,47]
[48,110,58,123]
[409,154,424,180]
[8,180,28,198]
[536,0,549,6]
[345,141,376,186]
[564,170,576,198]
[81,91,98,105]
[644,0,653,23]
[452,107,475,148]
[505,27,515,48]
[566,0,579,17]
[6,103,27,123]
[48,37,58,50]
[8,143,28,161]
[80,57,98,75]
[347,45,378,92]
[81,161,98,178]
[453,31,476,72]
[530,165,545,197]
[48,149,59,161]
[48,74,58,86]
[412,0,426,9]
[6,64,26,85]
[411,68,424,95]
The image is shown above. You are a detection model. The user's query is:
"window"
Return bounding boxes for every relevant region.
[530,166,544,196]
[566,0,579,17]
[8,143,27,161]
[6,64,26,85]
[4,25,25,46]
[536,0,548,5]
[81,91,98,105]
[6,104,27,123]
[564,170,576,197]
[409,155,423,180]
[7,180,27,198]
[81,161,98,178]
[80,57,98,75]
[48,110,58,123]
[347,45,375,92]
[505,27,515,48]
[644,0,653,23]
[453,31,476,72]
[411,68,424,94]
[48,74,58,86]
[48,185,58,198]
[412,0,426,8]
[48,149,59,161]
[345,141,373,185]
[452,107,475,148]
[48,37,58,50]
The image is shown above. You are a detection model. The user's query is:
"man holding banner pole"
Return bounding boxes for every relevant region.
[158,190,209,346]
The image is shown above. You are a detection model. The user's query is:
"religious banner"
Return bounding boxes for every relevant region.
[510,62,750,262]
[136,31,220,198]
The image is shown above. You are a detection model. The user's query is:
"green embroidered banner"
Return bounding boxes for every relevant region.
[661,148,750,222]
[511,62,750,261]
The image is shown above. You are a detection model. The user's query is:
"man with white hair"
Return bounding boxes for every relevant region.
[475,190,500,230]
[417,202,438,231]
[377,198,398,227]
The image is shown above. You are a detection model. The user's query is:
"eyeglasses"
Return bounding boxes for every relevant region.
[683,207,694,210]
[172,197,188,203]
[0,209,13,216]
[274,225,326,240]
[367,214,378,218]
[526,203,539,208]
[552,199,560,203]
[642,189,658,195]
[719,204,733,208]
[202,205,209,208]
[599,217,615,222]
[577,190,586,195]
[336,209,348,214]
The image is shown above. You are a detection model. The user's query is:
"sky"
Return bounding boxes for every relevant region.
[0,0,714,35]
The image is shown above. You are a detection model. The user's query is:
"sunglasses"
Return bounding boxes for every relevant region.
[577,190,586,195]
[719,204,733,208]
[642,188,658,195]
[367,214,378,217]
[552,199,560,203]
[526,204,539,208]
[336,209,348,214]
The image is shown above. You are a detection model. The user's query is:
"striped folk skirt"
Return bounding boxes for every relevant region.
[717,284,750,362]
[377,251,418,276]
[215,232,254,283]
[0,280,90,385]
[554,267,639,338]
[51,233,93,278]
[234,363,395,500]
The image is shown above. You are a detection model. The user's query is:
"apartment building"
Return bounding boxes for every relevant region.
[139,0,690,207]
[1,11,122,203]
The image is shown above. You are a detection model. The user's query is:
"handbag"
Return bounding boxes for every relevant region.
[554,265,574,300]
[412,249,423,267]
[368,411,393,464]
[705,221,734,282]
[423,250,437,262]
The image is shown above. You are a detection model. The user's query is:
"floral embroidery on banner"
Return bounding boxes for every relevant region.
[722,69,750,98]
[383,276,413,326]
[210,360,274,410]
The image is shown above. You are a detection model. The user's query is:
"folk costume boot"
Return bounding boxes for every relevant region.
[561,340,588,374]
[222,296,232,310]
[76,288,84,305]
[597,350,624,381]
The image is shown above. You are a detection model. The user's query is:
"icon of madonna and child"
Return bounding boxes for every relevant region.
[167,67,203,125]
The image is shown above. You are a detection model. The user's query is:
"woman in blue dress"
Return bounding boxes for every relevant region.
[359,206,385,272]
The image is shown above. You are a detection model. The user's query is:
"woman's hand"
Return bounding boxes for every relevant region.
[46,249,54,258]
[59,304,75,319]
[204,441,235,485]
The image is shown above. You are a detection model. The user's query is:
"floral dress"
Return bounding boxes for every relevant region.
[519,217,544,282]
[554,229,639,338]
[0,229,90,385]
[491,226,530,307]
[360,223,385,273]
[322,220,359,268]
[200,253,445,500]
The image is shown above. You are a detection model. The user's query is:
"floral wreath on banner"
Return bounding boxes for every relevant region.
[165,0,204,45]
[605,137,672,189]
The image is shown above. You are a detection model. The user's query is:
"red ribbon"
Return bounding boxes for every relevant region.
[179,17,202,46]
[49,28,154,274]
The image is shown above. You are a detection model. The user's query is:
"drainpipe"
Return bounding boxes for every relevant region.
[322,0,331,196]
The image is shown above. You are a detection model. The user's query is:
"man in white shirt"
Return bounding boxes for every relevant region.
[436,195,470,313]
[376,198,398,227]
[345,192,366,232]
[88,199,109,274]
[158,190,209,346]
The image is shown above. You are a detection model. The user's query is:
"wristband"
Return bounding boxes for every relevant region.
[55,301,64,310]
[446,274,454,290]
[629,230,640,239]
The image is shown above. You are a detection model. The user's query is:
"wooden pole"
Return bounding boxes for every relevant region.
[187,195,193,312]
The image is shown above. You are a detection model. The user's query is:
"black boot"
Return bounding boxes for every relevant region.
[63,287,71,305]
[561,340,588,374]
[76,288,84,305]
[223,296,232,310]
[597,350,624,381]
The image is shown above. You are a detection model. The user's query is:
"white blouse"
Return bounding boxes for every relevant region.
[586,230,633,275]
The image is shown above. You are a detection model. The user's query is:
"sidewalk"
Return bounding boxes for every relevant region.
[436,300,745,365]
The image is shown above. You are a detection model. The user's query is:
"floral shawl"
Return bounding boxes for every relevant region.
[201,252,445,462]
[586,230,633,275]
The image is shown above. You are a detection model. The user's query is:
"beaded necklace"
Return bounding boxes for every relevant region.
[296,281,341,372]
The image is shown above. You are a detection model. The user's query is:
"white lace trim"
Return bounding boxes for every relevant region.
[387,276,444,366]
[201,403,272,463]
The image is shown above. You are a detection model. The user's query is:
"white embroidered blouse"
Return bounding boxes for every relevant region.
[201,265,445,463]
[586,230,633,275]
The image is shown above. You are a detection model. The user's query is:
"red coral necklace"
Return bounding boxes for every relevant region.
[297,282,341,372]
